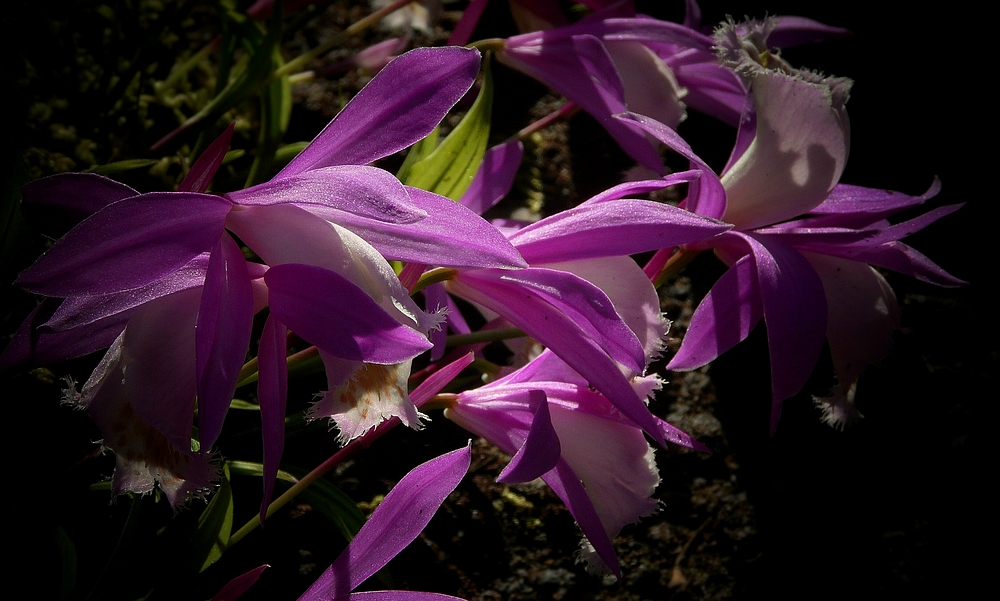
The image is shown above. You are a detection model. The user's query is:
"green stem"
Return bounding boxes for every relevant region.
[467,38,506,53]
[411,267,458,294]
[235,345,319,388]
[228,414,402,546]
[275,0,413,78]
[516,101,580,141]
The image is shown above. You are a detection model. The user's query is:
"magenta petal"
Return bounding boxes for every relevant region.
[0,300,126,372]
[264,263,432,364]
[299,445,472,601]
[196,234,254,450]
[228,165,426,225]
[321,186,527,269]
[278,47,480,177]
[21,173,138,235]
[179,122,235,193]
[211,564,268,601]
[344,592,467,601]
[498,390,562,484]
[766,16,852,47]
[542,460,621,578]
[809,178,941,219]
[257,314,288,526]
[44,254,212,332]
[668,254,763,371]
[615,111,727,219]
[409,352,475,407]
[508,199,730,264]
[459,140,524,215]
[580,171,699,204]
[16,192,232,296]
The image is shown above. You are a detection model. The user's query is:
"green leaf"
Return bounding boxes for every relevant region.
[296,476,367,545]
[396,127,439,183]
[191,463,234,572]
[227,460,298,484]
[84,159,159,176]
[54,527,77,601]
[245,47,292,186]
[404,57,493,200]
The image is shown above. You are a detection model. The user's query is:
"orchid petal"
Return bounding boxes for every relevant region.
[500,34,664,171]
[196,234,254,450]
[16,192,232,296]
[227,203,441,332]
[258,314,288,525]
[228,165,427,225]
[668,254,763,371]
[211,564,268,601]
[264,263,432,364]
[459,139,524,215]
[804,253,899,428]
[766,16,851,48]
[579,170,699,204]
[20,173,138,236]
[179,122,234,193]
[299,445,471,601]
[278,47,480,177]
[0,299,126,372]
[344,593,467,601]
[508,198,729,264]
[314,186,528,269]
[498,390,562,484]
[409,352,476,407]
[615,111,727,219]
[719,67,851,229]
[603,39,687,129]
[808,178,941,222]
[122,288,201,448]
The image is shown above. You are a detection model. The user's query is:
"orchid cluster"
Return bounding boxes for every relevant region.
[4,1,960,599]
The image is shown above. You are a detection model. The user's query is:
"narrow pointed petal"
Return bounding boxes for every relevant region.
[179,122,235,192]
[500,34,664,171]
[508,199,729,264]
[211,564,268,601]
[20,173,138,236]
[258,314,288,525]
[809,178,941,218]
[44,254,212,331]
[264,263,432,364]
[766,17,851,47]
[278,47,480,177]
[459,140,524,215]
[196,234,254,450]
[227,165,427,225]
[580,171,699,204]
[615,111,727,219]
[16,192,232,296]
[409,352,475,407]
[299,445,472,601]
[668,254,764,371]
[317,186,527,269]
[0,299,126,372]
[498,391,561,483]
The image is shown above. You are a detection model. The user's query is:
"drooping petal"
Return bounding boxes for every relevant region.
[278,47,480,177]
[179,122,235,193]
[409,352,476,407]
[196,234,255,450]
[20,172,138,236]
[0,299,126,372]
[68,331,216,509]
[603,39,687,129]
[211,564,268,601]
[264,263,433,364]
[668,253,763,371]
[257,313,288,524]
[315,186,528,269]
[497,390,562,484]
[803,253,899,428]
[806,178,941,225]
[299,445,472,601]
[579,170,699,204]
[228,165,427,225]
[121,288,202,449]
[309,356,422,444]
[507,198,729,264]
[226,203,442,333]
[16,192,232,296]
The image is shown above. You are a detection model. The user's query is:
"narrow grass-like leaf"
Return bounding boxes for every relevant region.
[192,464,234,572]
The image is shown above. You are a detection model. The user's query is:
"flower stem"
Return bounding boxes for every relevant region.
[467,38,506,54]
[446,327,525,347]
[411,267,458,294]
[516,101,580,141]
[649,247,701,289]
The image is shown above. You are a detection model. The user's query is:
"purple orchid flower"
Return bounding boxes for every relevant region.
[298,444,472,601]
[441,349,706,577]
[5,47,524,508]
[616,19,962,431]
